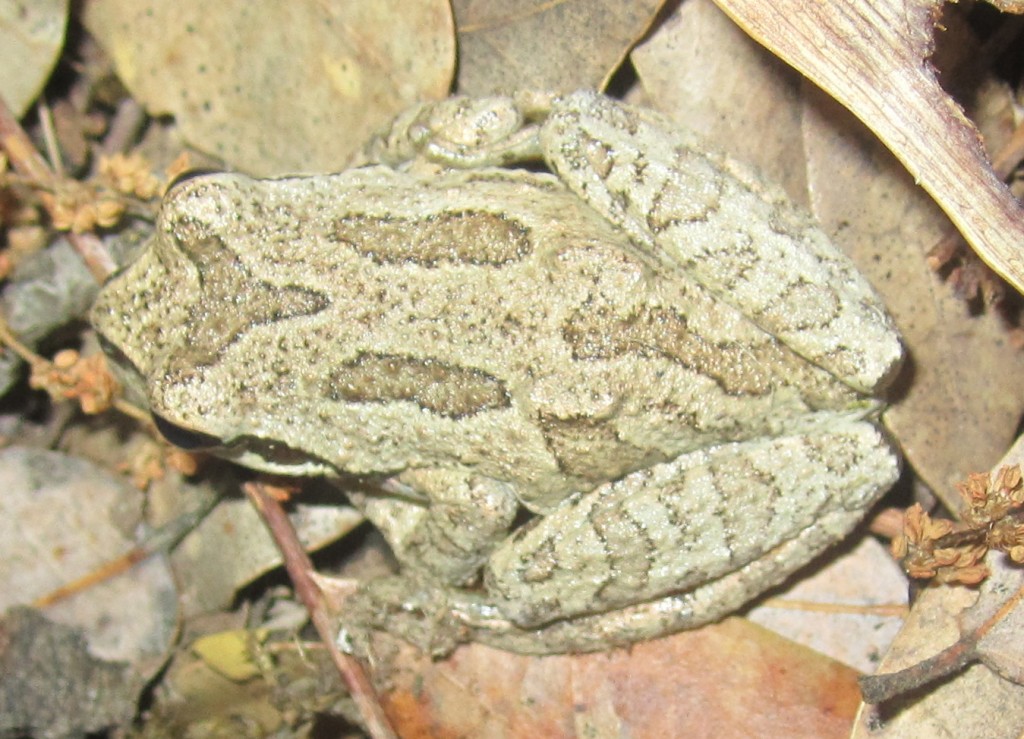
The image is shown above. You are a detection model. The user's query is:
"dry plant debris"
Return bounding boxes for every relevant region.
[717,0,1024,297]
[3,0,1024,736]
[893,466,1024,585]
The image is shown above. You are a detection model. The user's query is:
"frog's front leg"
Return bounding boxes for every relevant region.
[350,468,518,585]
[453,418,899,653]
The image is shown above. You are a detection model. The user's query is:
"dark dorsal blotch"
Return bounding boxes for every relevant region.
[562,304,777,397]
[324,352,511,418]
[332,211,533,266]
[180,236,331,366]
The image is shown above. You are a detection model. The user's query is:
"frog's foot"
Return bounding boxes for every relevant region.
[358,92,559,170]
[340,575,469,658]
[350,470,519,586]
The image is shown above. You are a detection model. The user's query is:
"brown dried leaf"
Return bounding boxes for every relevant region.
[453,0,664,95]
[82,0,456,176]
[714,0,1024,296]
[372,618,861,738]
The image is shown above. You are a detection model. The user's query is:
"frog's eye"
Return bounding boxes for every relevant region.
[151,413,222,450]
[164,168,221,194]
[95,333,134,371]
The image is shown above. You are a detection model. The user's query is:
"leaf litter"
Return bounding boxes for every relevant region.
[4,0,1024,735]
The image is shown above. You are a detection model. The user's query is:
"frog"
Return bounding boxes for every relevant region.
[90,90,903,655]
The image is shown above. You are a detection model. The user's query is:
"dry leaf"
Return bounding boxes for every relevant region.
[82,0,456,175]
[749,537,907,673]
[172,497,363,617]
[453,0,664,94]
[0,0,69,117]
[191,629,269,682]
[372,619,861,738]
[714,0,1024,296]
[0,447,178,682]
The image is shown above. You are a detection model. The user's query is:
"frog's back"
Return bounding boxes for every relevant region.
[97,170,869,511]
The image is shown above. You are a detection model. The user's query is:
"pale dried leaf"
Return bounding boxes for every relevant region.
[0,447,177,676]
[714,0,1024,296]
[0,0,68,117]
[973,585,1024,684]
[453,0,664,95]
[749,537,907,673]
[83,0,455,175]
[989,0,1024,11]
[172,497,363,617]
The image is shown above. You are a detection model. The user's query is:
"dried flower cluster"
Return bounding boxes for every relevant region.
[926,237,1007,306]
[892,465,1024,585]
[39,180,125,232]
[36,152,161,233]
[28,348,119,414]
[98,152,161,200]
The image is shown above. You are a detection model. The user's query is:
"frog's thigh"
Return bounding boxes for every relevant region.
[539,91,902,393]
[354,470,519,585]
[483,419,898,630]
[471,512,862,655]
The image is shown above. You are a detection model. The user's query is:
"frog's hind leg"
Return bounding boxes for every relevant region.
[463,505,876,655]
[466,418,899,654]
[537,91,903,395]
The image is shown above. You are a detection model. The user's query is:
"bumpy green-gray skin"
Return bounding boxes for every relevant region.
[92,92,902,654]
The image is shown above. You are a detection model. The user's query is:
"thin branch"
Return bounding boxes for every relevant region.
[0,93,57,185]
[244,481,396,739]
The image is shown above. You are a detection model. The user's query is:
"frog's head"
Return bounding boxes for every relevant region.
[94,272,338,478]
[91,174,338,478]
[90,230,195,411]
